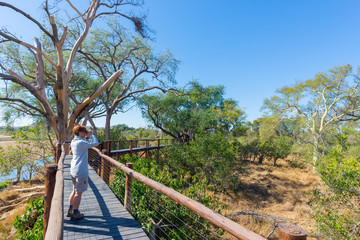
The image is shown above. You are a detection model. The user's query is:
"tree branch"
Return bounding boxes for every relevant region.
[67,69,123,131]
[0,97,46,116]
[0,2,53,40]
[0,31,57,67]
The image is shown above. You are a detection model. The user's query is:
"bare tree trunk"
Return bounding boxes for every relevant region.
[88,115,98,137]
[16,167,22,182]
[312,135,319,171]
[105,111,112,141]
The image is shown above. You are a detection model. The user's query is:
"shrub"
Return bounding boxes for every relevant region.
[165,132,239,191]
[13,197,44,240]
[0,180,11,191]
[308,150,360,239]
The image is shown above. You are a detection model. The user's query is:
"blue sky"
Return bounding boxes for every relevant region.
[1,0,360,127]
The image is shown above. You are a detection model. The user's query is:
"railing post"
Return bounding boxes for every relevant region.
[130,140,133,157]
[101,149,110,184]
[145,140,149,159]
[44,164,58,238]
[117,141,120,161]
[124,163,133,214]
[278,223,307,240]
[157,139,160,159]
[107,140,111,156]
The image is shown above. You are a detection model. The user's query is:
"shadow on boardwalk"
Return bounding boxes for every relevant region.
[63,155,148,240]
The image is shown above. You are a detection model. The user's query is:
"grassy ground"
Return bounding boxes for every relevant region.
[216,158,321,239]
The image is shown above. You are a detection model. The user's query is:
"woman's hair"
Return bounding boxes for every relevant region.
[73,125,87,136]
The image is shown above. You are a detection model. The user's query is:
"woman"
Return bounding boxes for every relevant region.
[67,125,99,220]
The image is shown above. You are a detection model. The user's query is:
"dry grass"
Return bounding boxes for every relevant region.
[214,158,321,239]
[0,141,16,149]
[0,178,45,240]
[0,135,11,141]
[0,135,14,149]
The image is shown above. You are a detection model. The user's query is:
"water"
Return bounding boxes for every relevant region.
[0,157,54,182]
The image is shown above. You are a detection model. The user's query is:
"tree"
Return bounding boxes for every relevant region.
[0,0,148,156]
[239,117,294,164]
[262,135,292,165]
[263,65,360,166]
[72,22,179,140]
[0,126,52,182]
[138,81,245,139]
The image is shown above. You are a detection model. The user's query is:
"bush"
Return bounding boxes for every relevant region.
[165,132,239,191]
[0,180,11,191]
[308,150,360,239]
[13,197,44,240]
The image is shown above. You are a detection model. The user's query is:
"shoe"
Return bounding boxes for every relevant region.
[71,211,84,220]
[66,207,73,217]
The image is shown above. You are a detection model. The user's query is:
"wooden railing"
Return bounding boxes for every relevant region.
[44,145,65,240]
[103,137,191,158]
[91,147,268,240]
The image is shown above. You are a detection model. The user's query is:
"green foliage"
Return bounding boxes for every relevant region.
[110,155,223,239]
[262,135,293,165]
[263,65,360,165]
[13,197,44,240]
[97,124,130,142]
[138,81,245,138]
[309,150,360,239]
[0,126,52,181]
[97,124,159,151]
[238,117,295,164]
[0,180,11,191]
[165,132,239,191]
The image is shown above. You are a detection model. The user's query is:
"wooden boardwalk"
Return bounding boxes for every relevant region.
[63,155,149,240]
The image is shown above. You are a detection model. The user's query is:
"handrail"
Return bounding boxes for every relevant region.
[91,147,266,240]
[44,145,65,240]
[107,137,189,143]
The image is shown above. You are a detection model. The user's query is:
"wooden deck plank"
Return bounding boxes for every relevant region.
[63,155,149,240]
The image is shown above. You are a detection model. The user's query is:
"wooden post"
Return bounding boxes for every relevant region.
[117,141,120,161]
[157,139,160,159]
[44,164,58,238]
[107,140,111,156]
[124,163,133,214]
[130,140,133,157]
[101,149,110,184]
[279,223,307,240]
[145,140,149,159]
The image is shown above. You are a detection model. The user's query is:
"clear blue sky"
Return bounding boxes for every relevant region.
[1,0,360,127]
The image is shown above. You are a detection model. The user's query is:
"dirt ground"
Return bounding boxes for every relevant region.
[216,158,321,239]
